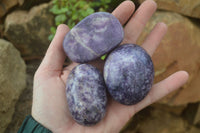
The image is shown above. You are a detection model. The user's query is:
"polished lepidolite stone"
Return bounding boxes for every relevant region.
[104,44,154,105]
[66,64,107,126]
[63,12,124,63]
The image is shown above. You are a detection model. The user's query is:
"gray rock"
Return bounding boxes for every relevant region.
[139,0,200,19]
[194,104,200,125]
[0,0,24,18]
[0,39,26,133]
[121,107,189,133]
[188,127,200,133]
[4,59,41,133]
[137,11,200,105]
[182,103,200,126]
[4,3,54,57]
[21,0,50,10]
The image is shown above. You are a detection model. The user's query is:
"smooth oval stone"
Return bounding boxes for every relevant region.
[104,44,154,105]
[66,64,107,126]
[63,12,124,63]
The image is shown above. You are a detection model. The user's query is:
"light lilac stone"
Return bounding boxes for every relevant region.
[63,12,124,63]
[104,44,154,105]
[66,64,107,126]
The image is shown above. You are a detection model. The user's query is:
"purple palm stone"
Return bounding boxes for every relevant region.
[63,12,124,63]
[104,44,154,105]
[66,64,107,126]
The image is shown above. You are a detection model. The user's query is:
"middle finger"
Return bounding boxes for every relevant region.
[123,0,157,44]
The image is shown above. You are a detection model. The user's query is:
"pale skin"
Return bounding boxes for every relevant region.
[31,0,189,133]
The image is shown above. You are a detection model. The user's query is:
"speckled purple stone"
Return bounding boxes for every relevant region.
[66,64,107,126]
[104,44,154,105]
[63,12,124,63]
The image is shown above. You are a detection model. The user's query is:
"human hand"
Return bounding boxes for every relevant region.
[32,0,189,133]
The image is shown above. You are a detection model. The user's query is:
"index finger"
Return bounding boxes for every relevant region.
[112,0,135,25]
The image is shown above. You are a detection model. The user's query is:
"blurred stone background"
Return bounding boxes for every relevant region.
[0,0,199,133]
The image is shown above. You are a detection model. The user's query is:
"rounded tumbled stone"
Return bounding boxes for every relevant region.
[66,64,107,126]
[63,12,124,63]
[104,44,154,105]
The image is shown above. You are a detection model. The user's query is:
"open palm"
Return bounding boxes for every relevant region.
[32,0,189,133]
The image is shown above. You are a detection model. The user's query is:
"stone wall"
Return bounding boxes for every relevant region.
[122,0,200,133]
[0,39,26,133]
[0,0,52,132]
[137,11,200,106]
[139,0,200,19]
